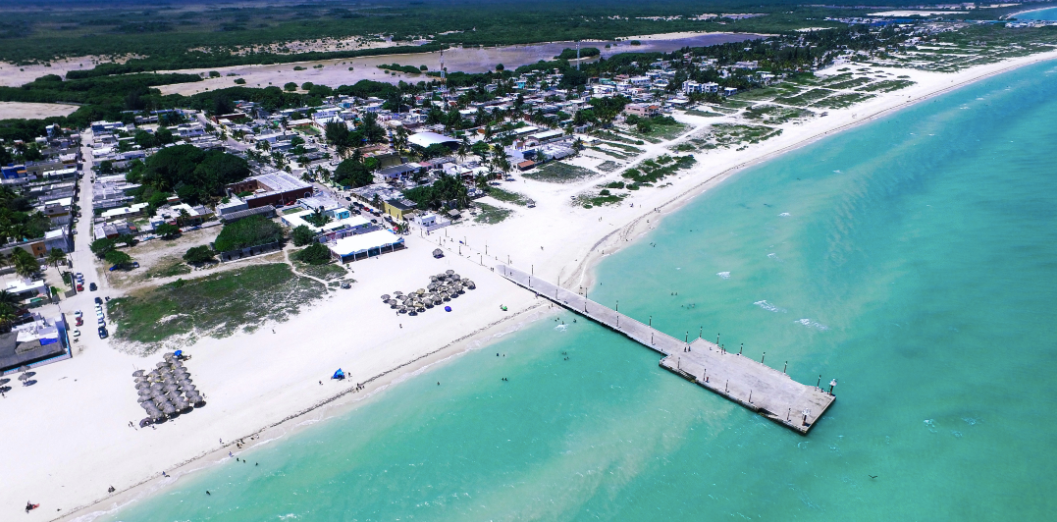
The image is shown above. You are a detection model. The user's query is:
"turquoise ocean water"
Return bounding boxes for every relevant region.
[1017,7,1057,20]
[106,60,1057,521]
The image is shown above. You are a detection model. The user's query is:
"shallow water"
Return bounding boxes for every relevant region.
[105,60,1057,521]
[1015,7,1057,20]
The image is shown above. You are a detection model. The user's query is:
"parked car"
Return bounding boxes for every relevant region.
[94,297,103,305]
[72,329,81,338]
[73,310,82,318]
[98,327,108,339]
[75,318,83,327]
[76,284,84,291]
[75,272,83,279]
[89,282,98,291]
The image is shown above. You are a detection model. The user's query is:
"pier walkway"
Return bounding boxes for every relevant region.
[498,266,835,434]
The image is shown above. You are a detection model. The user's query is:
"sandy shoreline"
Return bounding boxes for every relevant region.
[11,49,1057,522]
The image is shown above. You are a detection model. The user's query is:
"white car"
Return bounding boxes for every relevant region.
[74,310,83,318]
[72,329,81,338]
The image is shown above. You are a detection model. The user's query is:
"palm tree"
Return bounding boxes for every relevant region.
[0,304,15,333]
[46,248,67,272]
[0,252,10,273]
[0,290,20,309]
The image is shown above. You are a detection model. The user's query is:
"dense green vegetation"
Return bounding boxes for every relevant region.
[0,0,1004,67]
[212,215,283,253]
[183,245,216,265]
[403,174,471,210]
[293,242,332,265]
[556,47,600,60]
[0,186,52,243]
[126,144,250,206]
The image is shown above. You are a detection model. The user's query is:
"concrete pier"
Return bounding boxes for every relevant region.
[498,266,835,434]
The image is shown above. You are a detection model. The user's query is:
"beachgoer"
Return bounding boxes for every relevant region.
[319,381,322,385]
[229,452,233,458]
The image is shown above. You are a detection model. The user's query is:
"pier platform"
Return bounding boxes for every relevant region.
[498,266,835,434]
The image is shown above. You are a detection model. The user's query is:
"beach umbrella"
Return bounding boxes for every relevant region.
[139,418,153,428]
[466,280,476,289]
[132,370,145,377]
[445,270,454,276]
[0,385,10,393]
[155,361,168,369]
[0,378,9,386]
[18,365,30,373]
[393,290,404,296]
[163,353,174,360]
[381,294,391,301]
[430,275,438,282]
[18,373,32,381]
[451,274,461,281]
[416,288,426,295]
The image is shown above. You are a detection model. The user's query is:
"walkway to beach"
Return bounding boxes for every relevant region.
[498,265,836,434]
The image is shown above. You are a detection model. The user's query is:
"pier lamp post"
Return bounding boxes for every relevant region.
[817,375,822,389]
[685,331,689,343]
[761,352,766,364]
[829,379,837,396]
[787,408,791,421]
[699,326,702,339]
[615,300,619,312]
[783,361,788,374]
[717,333,720,345]
[649,315,652,326]
[802,408,811,427]
[531,265,534,275]
[739,343,743,356]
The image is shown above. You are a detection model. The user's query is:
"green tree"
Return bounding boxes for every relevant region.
[293,242,331,265]
[333,158,374,188]
[155,223,181,239]
[90,238,118,258]
[11,247,39,278]
[291,225,315,247]
[105,249,132,268]
[45,248,67,271]
[116,234,136,247]
[284,82,298,92]
[183,245,216,264]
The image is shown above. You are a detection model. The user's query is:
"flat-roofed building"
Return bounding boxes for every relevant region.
[226,171,313,209]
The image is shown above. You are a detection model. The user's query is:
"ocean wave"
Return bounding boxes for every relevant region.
[716,271,730,279]
[795,318,829,331]
[754,300,787,313]
[778,212,791,217]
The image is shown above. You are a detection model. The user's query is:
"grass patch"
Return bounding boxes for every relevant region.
[593,131,645,146]
[856,79,915,93]
[474,202,513,224]
[596,161,622,173]
[107,263,324,346]
[589,146,630,160]
[631,120,687,141]
[144,256,192,279]
[683,109,724,117]
[743,104,812,125]
[825,77,874,90]
[600,140,644,154]
[524,162,595,183]
[486,187,529,206]
[812,93,876,109]
[621,154,696,185]
[706,124,782,148]
[297,262,347,281]
[773,88,834,107]
[578,189,627,208]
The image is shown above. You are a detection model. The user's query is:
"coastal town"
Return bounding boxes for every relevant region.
[1,1,1057,518]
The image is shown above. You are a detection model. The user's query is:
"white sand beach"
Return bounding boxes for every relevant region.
[4,48,1057,522]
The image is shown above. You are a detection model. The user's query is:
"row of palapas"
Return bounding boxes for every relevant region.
[381,270,476,315]
[132,353,205,427]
